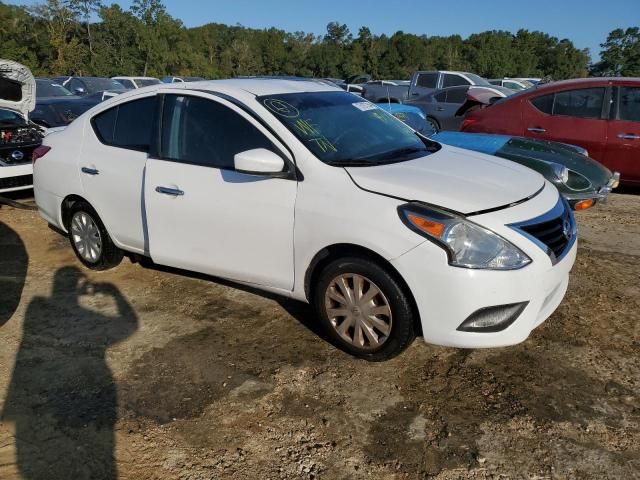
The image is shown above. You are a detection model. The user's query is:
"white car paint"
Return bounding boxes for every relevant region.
[33,79,577,349]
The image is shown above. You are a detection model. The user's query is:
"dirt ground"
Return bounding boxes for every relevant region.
[0,192,638,480]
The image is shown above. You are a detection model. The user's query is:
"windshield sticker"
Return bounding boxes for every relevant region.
[263,98,299,118]
[352,101,378,112]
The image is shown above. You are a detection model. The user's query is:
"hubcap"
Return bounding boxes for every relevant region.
[71,212,102,263]
[324,273,392,350]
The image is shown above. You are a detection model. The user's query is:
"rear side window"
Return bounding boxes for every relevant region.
[417,73,438,88]
[433,91,447,102]
[553,88,604,119]
[160,95,276,169]
[92,96,156,151]
[444,87,468,104]
[530,94,554,114]
[443,74,469,88]
[618,87,640,122]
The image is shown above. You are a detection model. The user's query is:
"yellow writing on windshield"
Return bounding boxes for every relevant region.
[294,118,319,136]
[308,136,337,153]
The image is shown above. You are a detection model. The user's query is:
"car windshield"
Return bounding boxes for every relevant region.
[135,78,161,87]
[36,80,73,97]
[82,78,127,92]
[0,109,25,126]
[257,91,437,166]
[464,73,491,86]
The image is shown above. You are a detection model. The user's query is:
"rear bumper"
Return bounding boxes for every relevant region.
[0,163,33,193]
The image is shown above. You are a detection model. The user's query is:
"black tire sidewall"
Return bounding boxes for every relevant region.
[313,257,415,361]
[67,202,123,271]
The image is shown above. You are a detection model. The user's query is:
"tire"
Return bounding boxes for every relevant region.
[426,116,440,132]
[313,256,416,361]
[67,201,123,271]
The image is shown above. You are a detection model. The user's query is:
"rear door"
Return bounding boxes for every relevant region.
[523,87,609,160]
[605,84,640,184]
[439,87,469,130]
[79,94,156,253]
[144,92,297,290]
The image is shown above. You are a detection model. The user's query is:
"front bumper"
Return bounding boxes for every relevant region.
[390,184,577,348]
[0,162,33,193]
[565,171,620,207]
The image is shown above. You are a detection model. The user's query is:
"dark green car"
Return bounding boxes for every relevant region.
[376,103,619,210]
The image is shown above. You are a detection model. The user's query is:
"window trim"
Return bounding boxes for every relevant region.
[153,91,298,180]
[90,94,159,153]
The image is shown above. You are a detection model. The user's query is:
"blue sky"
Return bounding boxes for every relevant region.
[8,0,640,61]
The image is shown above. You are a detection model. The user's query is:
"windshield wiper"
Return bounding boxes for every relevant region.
[373,146,427,161]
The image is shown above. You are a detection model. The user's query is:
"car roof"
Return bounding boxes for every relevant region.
[166,78,341,96]
[113,76,159,80]
[532,77,640,92]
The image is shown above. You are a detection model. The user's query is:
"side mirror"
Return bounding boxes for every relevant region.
[73,87,85,95]
[234,148,286,176]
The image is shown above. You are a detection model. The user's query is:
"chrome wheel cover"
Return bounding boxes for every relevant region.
[71,212,102,263]
[324,273,392,350]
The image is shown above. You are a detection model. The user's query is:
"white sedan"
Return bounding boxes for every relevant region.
[33,79,577,360]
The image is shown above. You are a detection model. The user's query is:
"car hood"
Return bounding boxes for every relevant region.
[345,144,545,214]
[499,137,613,186]
[0,60,36,120]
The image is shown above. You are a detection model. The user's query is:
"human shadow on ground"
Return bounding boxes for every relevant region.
[1,266,138,480]
[0,221,28,328]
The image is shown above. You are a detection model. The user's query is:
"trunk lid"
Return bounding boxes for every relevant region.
[0,60,36,120]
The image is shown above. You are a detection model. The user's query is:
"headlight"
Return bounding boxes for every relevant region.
[398,204,531,270]
[550,163,569,184]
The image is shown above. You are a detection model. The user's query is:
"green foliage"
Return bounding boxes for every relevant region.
[0,0,625,81]
[591,27,640,76]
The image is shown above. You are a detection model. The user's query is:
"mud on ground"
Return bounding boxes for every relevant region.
[0,193,638,479]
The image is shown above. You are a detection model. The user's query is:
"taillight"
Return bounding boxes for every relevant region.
[460,118,478,131]
[32,145,51,165]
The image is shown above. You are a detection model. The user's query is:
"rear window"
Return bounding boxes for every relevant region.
[531,94,554,114]
[417,73,438,88]
[553,88,604,119]
[618,87,640,122]
[0,77,22,102]
[92,96,156,151]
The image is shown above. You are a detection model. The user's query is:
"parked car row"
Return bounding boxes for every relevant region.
[462,77,640,185]
[0,62,628,362]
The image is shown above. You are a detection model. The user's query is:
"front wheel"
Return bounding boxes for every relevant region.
[313,257,416,361]
[67,201,123,271]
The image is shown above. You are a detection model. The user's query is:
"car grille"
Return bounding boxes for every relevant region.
[511,197,576,263]
[0,174,33,190]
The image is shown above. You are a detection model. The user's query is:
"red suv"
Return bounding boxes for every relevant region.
[462,78,640,185]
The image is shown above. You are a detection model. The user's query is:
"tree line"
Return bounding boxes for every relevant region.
[0,0,637,81]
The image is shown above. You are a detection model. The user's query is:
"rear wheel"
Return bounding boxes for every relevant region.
[313,257,416,361]
[67,201,123,270]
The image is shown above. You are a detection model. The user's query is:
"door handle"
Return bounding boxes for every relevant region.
[617,133,640,140]
[155,186,184,196]
[527,127,546,133]
[436,106,445,111]
[81,167,99,175]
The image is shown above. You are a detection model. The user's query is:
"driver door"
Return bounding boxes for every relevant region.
[144,92,298,290]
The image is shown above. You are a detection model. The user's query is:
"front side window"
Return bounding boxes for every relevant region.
[160,95,276,169]
[417,73,438,88]
[553,88,604,119]
[92,96,156,151]
[443,74,470,88]
[618,87,640,122]
[257,91,437,166]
